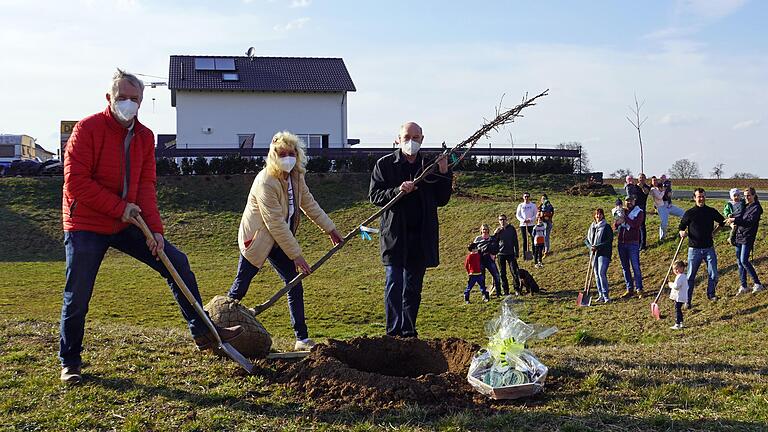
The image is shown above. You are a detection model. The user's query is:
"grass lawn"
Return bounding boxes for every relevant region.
[1,173,767,431]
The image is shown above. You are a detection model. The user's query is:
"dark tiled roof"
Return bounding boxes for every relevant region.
[168,55,356,92]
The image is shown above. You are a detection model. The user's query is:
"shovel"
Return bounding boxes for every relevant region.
[577,250,595,307]
[650,236,685,320]
[132,215,255,374]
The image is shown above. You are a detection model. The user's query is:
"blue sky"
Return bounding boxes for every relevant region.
[1,0,765,177]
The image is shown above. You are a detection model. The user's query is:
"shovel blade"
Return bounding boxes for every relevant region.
[217,342,255,374]
[577,292,591,307]
[650,302,661,320]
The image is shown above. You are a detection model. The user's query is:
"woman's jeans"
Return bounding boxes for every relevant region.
[735,243,761,287]
[544,221,553,252]
[228,249,308,340]
[481,255,500,289]
[594,255,610,299]
[657,203,685,240]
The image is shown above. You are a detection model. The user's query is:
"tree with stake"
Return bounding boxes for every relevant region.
[626,93,647,174]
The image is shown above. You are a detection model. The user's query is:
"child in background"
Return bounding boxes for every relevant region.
[669,260,689,330]
[532,214,547,268]
[612,198,628,230]
[723,188,746,246]
[464,243,490,303]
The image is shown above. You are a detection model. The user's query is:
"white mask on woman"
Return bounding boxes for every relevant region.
[278,156,296,172]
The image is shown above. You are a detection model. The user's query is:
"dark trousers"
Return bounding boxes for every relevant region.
[384,264,426,337]
[480,254,500,290]
[520,226,534,256]
[59,227,204,368]
[675,301,684,324]
[497,253,520,294]
[533,245,544,264]
[464,274,488,299]
[228,250,308,340]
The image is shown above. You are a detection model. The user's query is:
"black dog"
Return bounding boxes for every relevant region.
[518,268,542,294]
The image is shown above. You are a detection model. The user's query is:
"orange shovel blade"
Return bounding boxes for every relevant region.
[650,302,661,320]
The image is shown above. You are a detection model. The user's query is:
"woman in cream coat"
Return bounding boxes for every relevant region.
[227,131,342,351]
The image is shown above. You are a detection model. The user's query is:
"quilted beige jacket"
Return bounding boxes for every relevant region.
[238,169,335,268]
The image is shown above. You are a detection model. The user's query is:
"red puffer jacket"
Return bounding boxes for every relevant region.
[62,106,163,235]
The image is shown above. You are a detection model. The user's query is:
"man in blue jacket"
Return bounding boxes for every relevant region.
[369,122,452,337]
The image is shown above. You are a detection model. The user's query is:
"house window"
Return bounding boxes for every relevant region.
[297,134,326,149]
[238,134,255,149]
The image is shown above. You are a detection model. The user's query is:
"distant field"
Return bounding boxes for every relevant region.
[2,172,767,431]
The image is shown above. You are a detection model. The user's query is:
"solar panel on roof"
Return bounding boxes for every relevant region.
[222,73,239,81]
[194,58,215,70]
[215,58,236,71]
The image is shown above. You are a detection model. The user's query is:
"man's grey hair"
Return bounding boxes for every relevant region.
[110,68,144,98]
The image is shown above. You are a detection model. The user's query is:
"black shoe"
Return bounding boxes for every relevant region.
[60,365,82,384]
[194,325,243,351]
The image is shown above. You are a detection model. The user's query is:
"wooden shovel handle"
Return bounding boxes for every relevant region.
[652,236,685,304]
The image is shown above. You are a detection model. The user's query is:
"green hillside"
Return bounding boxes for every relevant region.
[1,173,767,431]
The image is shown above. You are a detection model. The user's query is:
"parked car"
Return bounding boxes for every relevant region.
[6,159,63,176]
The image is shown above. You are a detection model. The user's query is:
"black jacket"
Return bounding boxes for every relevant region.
[679,204,725,249]
[494,224,519,256]
[369,150,453,267]
[733,201,763,246]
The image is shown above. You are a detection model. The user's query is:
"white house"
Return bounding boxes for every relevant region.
[168,55,356,151]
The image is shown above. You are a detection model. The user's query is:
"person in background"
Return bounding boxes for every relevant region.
[539,194,555,255]
[615,195,645,298]
[634,173,651,250]
[668,260,689,330]
[58,69,243,385]
[651,177,685,241]
[679,188,725,307]
[532,214,547,268]
[515,192,537,260]
[474,224,501,293]
[464,243,490,303]
[369,121,452,338]
[723,188,746,246]
[227,131,343,351]
[586,208,614,303]
[494,214,521,296]
[727,187,764,295]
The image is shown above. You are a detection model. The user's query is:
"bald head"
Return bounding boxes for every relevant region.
[398,122,423,144]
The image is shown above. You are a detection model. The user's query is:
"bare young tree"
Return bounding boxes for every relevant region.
[558,141,591,173]
[732,172,759,179]
[710,163,725,179]
[626,93,647,174]
[668,159,702,179]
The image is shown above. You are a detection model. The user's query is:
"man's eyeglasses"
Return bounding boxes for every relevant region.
[498,218,506,221]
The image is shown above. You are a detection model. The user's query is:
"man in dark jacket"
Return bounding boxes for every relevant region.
[635,173,651,250]
[679,188,725,306]
[369,121,452,337]
[494,214,521,295]
[615,195,645,298]
[58,69,242,384]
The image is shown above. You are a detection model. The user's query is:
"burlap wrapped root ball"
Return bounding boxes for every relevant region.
[204,295,272,359]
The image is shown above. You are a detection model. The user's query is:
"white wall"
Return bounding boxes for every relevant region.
[175,91,348,149]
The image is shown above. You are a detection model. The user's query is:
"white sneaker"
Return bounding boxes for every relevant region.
[736,286,750,296]
[294,338,316,351]
[603,297,611,304]
[670,323,683,330]
[753,284,765,293]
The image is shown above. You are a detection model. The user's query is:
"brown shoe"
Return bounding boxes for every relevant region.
[60,365,82,384]
[194,325,243,351]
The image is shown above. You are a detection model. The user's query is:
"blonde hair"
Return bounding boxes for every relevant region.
[265,131,306,178]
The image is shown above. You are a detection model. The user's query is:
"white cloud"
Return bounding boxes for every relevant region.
[273,17,310,31]
[733,119,761,130]
[290,0,311,8]
[659,113,703,126]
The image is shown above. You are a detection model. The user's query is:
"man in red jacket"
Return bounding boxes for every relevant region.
[58,69,241,384]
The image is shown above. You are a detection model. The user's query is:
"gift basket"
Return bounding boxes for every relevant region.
[467,299,557,399]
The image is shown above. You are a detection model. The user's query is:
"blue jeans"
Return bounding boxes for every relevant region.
[544,221,553,252]
[617,243,643,292]
[735,243,761,287]
[59,228,205,368]
[657,203,685,240]
[228,250,308,340]
[687,247,718,302]
[464,274,488,299]
[480,255,500,289]
[384,264,426,337]
[594,255,610,299]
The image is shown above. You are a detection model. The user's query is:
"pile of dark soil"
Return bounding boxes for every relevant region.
[269,336,488,413]
[566,182,616,197]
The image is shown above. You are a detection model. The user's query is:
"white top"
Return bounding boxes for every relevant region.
[287,176,295,221]
[668,273,689,303]
[516,202,538,227]
[650,187,665,208]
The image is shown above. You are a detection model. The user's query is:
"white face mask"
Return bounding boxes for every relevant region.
[278,156,296,172]
[113,100,139,123]
[401,139,421,156]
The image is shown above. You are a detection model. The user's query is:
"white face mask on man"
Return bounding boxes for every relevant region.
[278,156,296,172]
[113,100,139,123]
[401,139,421,156]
